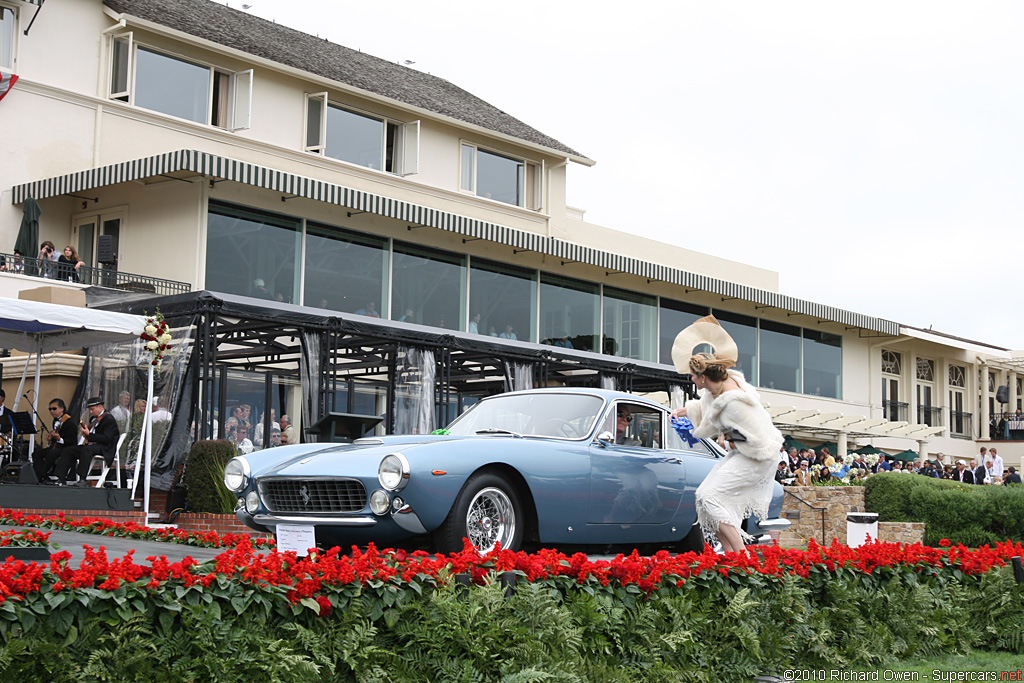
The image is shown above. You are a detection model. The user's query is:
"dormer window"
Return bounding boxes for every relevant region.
[304,93,419,175]
[460,143,541,209]
[108,33,252,130]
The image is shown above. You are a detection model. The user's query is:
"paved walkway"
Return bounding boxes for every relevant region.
[0,524,226,564]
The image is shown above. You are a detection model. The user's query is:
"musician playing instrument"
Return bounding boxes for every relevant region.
[55,396,120,486]
[32,398,79,483]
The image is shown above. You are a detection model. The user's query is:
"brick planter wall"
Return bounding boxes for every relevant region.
[781,486,924,546]
[7,508,149,525]
[173,512,269,539]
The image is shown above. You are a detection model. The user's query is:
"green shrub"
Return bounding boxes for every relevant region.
[181,439,237,514]
[865,473,1024,544]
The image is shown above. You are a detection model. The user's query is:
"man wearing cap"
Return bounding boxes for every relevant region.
[953,460,974,485]
[55,396,121,486]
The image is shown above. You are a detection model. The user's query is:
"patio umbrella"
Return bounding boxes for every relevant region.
[13,196,40,257]
[816,440,838,454]
[890,449,919,463]
[783,435,807,451]
[851,445,883,455]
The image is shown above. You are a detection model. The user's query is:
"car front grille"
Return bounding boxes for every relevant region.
[260,478,366,513]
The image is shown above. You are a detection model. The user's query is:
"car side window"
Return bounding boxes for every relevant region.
[605,403,662,449]
[663,421,718,457]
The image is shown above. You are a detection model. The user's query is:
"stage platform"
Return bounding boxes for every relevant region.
[0,482,136,512]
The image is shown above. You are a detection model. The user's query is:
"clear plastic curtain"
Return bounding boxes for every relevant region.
[393,345,435,435]
[601,375,617,391]
[513,362,534,391]
[79,321,194,490]
[669,384,688,410]
[299,330,322,444]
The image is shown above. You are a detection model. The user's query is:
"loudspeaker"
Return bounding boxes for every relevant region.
[3,461,37,484]
[996,385,1009,404]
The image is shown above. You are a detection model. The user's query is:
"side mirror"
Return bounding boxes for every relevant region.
[596,431,614,446]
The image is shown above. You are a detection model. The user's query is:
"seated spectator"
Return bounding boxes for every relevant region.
[794,460,813,486]
[0,250,25,273]
[398,308,415,322]
[252,278,272,299]
[1004,467,1022,485]
[820,448,835,467]
[280,414,296,444]
[499,323,518,340]
[233,422,255,454]
[57,245,86,282]
[875,455,891,472]
[267,428,282,447]
[468,312,481,334]
[775,460,793,485]
[355,301,380,317]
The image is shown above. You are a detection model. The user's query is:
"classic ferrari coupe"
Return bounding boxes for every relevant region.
[224,388,789,553]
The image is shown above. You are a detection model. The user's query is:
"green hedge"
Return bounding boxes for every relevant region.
[181,439,237,514]
[865,473,1024,545]
[2,564,1022,682]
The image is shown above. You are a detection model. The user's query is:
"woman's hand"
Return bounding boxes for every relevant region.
[670,407,687,419]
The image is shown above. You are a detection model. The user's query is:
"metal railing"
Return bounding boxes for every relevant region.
[783,489,826,546]
[882,399,908,423]
[949,410,973,440]
[917,405,943,428]
[1,251,189,296]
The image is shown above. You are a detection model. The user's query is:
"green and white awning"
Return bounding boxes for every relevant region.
[11,149,899,335]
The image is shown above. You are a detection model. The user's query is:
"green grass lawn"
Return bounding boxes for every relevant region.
[851,650,1022,677]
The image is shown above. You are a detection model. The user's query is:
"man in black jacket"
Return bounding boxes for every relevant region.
[953,460,974,485]
[32,398,79,483]
[55,396,120,486]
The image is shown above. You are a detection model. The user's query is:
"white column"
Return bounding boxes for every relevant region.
[838,432,848,459]
[1010,371,1019,414]
[980,364,990,442]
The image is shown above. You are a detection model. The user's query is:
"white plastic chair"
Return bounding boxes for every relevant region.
[91,433,128,488]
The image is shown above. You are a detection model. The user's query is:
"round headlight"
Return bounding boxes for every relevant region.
[378,453,410,491]
[369,488,391,515]
[245,490,260,514]
[224,457,250,492]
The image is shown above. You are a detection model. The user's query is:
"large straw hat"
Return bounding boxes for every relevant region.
[671,315,738,375]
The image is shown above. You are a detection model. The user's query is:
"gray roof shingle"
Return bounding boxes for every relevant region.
[102,0,586,159]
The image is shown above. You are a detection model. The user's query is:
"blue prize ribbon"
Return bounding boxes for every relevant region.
[671,416,699,447]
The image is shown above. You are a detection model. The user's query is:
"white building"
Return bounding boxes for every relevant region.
[1,0,1021,480]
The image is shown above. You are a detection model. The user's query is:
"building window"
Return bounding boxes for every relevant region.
[205,201,300,303]
[658,300,710,366]
[948,365,965,388]
[392,242,465,329]
[881,350,904,421]
[713,310,758,385]
[758,319,801,393]
[603,287,656,361]
[881,350,902,376]
[540,274,599,352]
[1,5,16,71]
[304,222,388,314]
[109,35,252,129]
[803,330,842,399]
[468,259,537,342]
[304,93,418,175]
[460,143,540,209]
[916,358,934,382]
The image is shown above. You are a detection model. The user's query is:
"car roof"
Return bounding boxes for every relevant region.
[484,387,670,411]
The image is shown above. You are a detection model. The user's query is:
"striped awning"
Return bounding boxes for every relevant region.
[11,149,899,335]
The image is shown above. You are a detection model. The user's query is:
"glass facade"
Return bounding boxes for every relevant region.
[539,274,599,352]
[759,319,801,393]
[803,330,842,398]
[392,242,465,329]
[203,200,844,399]
[304,222,387,314]
[469,259,536,341]
[603,287,657,361]
[135,47,211,124]
[206,201,300,304]
[714,310,758,384]
[659,300,710,365]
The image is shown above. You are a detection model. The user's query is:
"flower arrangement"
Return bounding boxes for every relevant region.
[140,308,172,369]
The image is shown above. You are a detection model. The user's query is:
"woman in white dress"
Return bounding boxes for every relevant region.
[670,316,783,553]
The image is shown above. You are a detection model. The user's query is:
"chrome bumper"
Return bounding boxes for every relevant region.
[253,514,378,526]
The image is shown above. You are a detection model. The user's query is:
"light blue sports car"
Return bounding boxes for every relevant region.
[224,388,789,553]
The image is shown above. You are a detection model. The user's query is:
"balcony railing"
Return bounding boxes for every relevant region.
[988,412,1024,441]
[882,399,908,423]
[917,405,943,428]
[1,252,189,296]
[949,410,973,439]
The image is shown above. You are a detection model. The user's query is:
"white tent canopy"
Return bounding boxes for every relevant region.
[0,298,147,353]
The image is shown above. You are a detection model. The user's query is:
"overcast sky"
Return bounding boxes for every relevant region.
[224,1,1024,350]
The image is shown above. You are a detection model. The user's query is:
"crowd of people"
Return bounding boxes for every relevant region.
[1,242,87,281]
[223,404,294,455]
[775,444,1022,487]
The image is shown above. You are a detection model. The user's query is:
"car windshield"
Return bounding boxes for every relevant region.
[446,393,605,440]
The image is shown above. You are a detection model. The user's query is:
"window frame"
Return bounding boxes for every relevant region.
[1,2,19,72]
[107,33,252,130]
[459,141,542,210]
[303,94,419,175]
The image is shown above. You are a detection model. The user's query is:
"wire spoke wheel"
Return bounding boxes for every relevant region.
[465,486,516,553]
